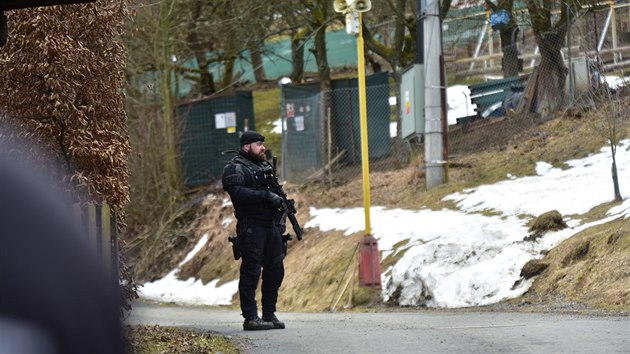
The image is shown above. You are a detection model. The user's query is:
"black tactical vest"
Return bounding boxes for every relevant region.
[222,153,278,221]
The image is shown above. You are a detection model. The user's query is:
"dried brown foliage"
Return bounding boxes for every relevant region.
[0,1,137,308]
[0,1,131,205]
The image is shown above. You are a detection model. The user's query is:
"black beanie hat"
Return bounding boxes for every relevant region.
[240,131,265,146]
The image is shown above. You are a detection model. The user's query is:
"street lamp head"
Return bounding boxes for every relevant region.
[333,0,349,13]
[333,0,371,13]
[354,0,371,12]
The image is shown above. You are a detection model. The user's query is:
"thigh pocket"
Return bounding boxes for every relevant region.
[241,239,263,263]
[236,220,251,238]
[240,224,263,263]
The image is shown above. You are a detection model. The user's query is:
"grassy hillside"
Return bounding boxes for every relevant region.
[515,215,630,311]
[132,83,630,314]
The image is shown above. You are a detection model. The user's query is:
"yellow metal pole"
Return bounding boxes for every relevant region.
[356,12,371,235]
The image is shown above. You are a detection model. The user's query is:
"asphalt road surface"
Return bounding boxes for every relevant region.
[126,302,629,353]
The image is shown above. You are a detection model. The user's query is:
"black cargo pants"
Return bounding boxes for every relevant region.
[237,218,285,320]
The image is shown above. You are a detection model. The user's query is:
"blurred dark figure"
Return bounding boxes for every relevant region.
[0,143,124,353]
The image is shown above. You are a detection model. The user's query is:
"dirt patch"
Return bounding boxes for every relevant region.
[520,259,549,279]
[561,240,591,267]
[529,210,568,232]
[448,113,542,157]
[524,210,569,242]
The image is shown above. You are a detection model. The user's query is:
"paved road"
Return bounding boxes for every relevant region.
[126,302,629,353]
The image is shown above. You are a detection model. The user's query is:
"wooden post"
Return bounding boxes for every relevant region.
[611,0,619,63]
[73,203,118,278]
[87,204,98,258]
[101,204,112,271]
[487,10,494,69]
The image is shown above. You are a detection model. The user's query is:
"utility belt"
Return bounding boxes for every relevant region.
[228,233,289,262]
[228,217,288,261]
[235,213,276,224]
[243,218,273,225]
[235,190,280,221]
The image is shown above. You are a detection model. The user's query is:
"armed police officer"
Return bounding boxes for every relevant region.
[222,131,286,331]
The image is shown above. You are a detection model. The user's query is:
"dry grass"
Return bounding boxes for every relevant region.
[519,217,630,310]
[125,325,239,354]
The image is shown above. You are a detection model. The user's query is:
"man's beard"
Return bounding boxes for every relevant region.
[247,149,266,162]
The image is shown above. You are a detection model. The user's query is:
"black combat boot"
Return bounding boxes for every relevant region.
[262,314,285,329]
[243,316,274,331]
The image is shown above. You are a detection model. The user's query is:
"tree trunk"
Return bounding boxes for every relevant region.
[500,27,520,77]
[198,66,215,96]
[160,0,180,201]
[221,55,235,90]
[366,52,382,73]
[313,24,331,89]
[313,19,331,173]
[532,32,567,116]
[220,35,236,90]
[486,0,519,78]
[187,2,215,95]
[249,43,266,83]
[290,29,305,83]
[610,141,622,201]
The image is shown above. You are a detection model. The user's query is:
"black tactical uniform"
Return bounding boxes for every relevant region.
[222,131,285,331]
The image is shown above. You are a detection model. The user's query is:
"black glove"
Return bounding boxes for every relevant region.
[267,191,283,207]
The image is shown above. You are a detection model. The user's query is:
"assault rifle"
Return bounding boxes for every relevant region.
[270,156,303,241]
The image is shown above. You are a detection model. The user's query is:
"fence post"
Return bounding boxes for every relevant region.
[100,204,112,272]
[611,0,618,64]
[86,204,98,257]
[74,203,118,279]
[567,3,574,106]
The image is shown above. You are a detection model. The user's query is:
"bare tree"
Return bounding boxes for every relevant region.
[485,0,521,78]
[301,0,333,90]
[276,5,311,83]
[523,0,581,115]
[590,82,625,202]
[186,0,216,95]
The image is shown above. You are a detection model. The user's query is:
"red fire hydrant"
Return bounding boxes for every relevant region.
[358,235,381,288]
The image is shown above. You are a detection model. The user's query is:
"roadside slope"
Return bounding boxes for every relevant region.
[132,100,630,313]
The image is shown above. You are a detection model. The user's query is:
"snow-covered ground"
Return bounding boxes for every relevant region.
[140,77,630,308]
[307,141,630,307]
[139,233,239,306]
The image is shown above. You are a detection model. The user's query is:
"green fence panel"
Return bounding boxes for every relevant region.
[281,72,392,182]
[176,91,255,187]
[281,83,322,181]
[331,72,391,165]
